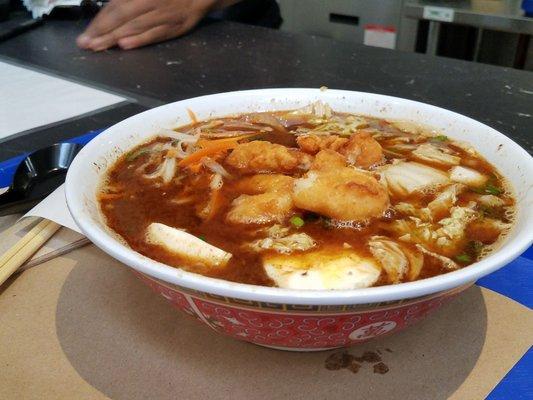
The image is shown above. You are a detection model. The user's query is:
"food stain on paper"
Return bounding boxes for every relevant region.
[324,349,390,374]
[354,350,381,363]
[373,362,390,374]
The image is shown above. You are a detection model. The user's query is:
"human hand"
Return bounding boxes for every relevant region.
[77,0,217,51]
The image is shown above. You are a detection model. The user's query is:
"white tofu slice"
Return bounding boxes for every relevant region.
[145,222,231,267]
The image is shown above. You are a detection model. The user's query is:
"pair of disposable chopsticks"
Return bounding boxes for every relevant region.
[0,218,61,286]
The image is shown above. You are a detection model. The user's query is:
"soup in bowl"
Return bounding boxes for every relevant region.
[65,89,533,351]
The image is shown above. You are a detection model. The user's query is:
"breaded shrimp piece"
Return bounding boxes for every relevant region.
[233,174,294,194]
[296,134,348,155]
[227,174,295,224]
[292,150,389,221]
[310,149,346,170]
[340,132,384,169]
[297,132,383,169]
[225,141,311,174]
[226,192,294,224]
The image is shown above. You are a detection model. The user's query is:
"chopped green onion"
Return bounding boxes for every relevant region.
[431,135,449,142]
[290,216,305,228]
[455,254,471,263]
[198,235,206,241]
[485,184,502,195]
[471,183,503,196]
[126,148,151,162]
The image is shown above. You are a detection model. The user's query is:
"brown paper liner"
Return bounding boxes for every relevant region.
[0,245,531,400]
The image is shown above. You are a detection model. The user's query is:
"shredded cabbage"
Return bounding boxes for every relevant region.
[248,224,316,253]
[450,166,488,187]
[413,143,460,166]
[368,236,408,283]
[381,161,450,196]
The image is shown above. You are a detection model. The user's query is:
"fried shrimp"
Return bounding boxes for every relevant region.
[340,132,384,169]
[292,150,389,221]
[225,141,312,174]
[296,134,348,154]
[226,174,295,224]
[297,132,383,169]
[233,174,294,194]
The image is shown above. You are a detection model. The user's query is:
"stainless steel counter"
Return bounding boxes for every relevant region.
[404,0,532,34]
[403,0,532,60]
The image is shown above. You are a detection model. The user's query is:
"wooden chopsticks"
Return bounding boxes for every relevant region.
[0,219,60,286]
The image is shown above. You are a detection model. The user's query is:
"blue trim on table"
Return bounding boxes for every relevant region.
[477,248,533,309]
[478,247,532,399]
[487,349,533,400]
[0,128,531,398]
[0,129,105,188]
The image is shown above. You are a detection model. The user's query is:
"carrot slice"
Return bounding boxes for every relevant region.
[188,162,203,173]
[179,135,254,167]
[179,143,236,167]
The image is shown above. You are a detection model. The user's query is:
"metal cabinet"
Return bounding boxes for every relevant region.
[278,0,405,46]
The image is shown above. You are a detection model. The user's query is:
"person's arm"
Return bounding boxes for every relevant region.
[77,0,241,51]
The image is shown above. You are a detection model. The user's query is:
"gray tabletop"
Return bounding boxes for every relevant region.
[0,19,532,161]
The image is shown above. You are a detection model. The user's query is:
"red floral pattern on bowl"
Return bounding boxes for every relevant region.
[135,271,469,351]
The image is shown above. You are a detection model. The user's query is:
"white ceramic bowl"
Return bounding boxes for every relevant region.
[65,89,533,350]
